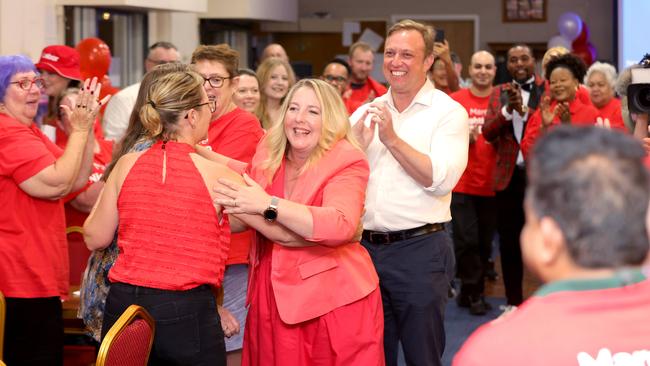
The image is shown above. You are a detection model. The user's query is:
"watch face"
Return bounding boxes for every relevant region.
[264,208,278,222]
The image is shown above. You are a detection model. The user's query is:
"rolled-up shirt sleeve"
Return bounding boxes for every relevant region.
[425,104,469,195]
[305,157,369,246]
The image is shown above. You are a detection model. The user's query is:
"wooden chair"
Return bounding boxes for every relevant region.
[96,305,155,366]
[0,290,5,362]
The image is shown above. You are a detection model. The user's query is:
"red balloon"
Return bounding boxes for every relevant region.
[573,43,597,66]
[572,20,590,47]
[76,38,112,80]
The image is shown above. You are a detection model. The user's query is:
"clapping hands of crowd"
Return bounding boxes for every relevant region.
[352,101,397,150]
[503,83,524,115]
[540,95,570,128]
[59,77,110,133]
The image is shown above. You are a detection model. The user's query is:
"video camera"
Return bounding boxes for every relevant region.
[628,54,650,114]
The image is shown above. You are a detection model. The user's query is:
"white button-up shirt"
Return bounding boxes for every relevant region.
[351,80,469,231]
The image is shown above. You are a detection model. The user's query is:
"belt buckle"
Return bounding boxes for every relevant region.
[369,232,390,244]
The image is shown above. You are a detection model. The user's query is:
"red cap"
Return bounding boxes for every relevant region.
[35,45,82,81]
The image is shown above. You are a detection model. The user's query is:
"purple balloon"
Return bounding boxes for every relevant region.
[557,12,583,41]
[547,35,572,50]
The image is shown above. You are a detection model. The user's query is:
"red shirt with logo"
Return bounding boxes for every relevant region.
[199,107,264,265]
[450,89,496,197]
[343,77,388,115]
[0,114,69,298]
[454,270,650,366]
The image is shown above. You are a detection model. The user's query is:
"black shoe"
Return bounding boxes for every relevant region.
[485,261,499,281]
[469,296,492,316]
[456,292,470,308]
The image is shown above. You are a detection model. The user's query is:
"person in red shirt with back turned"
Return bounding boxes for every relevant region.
[342,41,387,114]
[191,44,264,365]
[450,50,498,315]
[454,126,650,366]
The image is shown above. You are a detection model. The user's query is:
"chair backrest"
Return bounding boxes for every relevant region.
[66,225,92,286]
[0,290,5,361]
[96,305,155,366]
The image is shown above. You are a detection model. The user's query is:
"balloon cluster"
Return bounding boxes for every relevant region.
[547,12,596,66]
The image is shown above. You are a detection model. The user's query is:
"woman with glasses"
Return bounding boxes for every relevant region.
[0,54,105,365]
[256,57,296,129]
[84,70,242,365]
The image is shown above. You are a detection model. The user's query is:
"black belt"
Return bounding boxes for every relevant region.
[362,223,445,245]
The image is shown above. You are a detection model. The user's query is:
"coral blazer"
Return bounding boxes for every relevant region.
[248,139,379,324]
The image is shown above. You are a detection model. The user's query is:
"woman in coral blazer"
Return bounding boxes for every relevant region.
[215,79,384,366]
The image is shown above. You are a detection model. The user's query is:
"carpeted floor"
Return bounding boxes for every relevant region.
[396,296,506,366]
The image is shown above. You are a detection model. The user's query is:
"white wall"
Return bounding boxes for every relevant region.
[203,0,298,22]
[0,0,61,60]
[148,11,200,63]
[299,0,615,62]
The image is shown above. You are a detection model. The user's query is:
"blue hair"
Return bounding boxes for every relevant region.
[0,55,37,102]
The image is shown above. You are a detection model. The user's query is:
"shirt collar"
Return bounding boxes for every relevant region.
[534,268,647,298]
[385,79,435,113]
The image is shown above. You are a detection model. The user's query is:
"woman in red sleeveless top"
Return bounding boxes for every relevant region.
[215,79,384,366]
[84,70,243,365]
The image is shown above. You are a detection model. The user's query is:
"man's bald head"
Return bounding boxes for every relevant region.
[468,50,496,90]
[262,43,289,63]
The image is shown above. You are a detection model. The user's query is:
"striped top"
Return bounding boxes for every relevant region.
[109,140,229,290]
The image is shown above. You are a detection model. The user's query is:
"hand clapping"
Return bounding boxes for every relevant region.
[59,77,111,133]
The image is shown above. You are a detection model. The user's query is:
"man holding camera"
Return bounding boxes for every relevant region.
[482,44,545,310]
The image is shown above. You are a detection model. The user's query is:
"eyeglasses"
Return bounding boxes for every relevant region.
[10,78,45,90]
[202,75,231,88]
[191,100,217,114]
[324,75,347,83]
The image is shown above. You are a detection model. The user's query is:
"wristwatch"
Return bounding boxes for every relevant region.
[263,196,279,222]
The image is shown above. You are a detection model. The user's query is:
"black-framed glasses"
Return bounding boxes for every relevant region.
[146,58,177,66]
[324,75,347,83]
[202,75,231,88]
[10,78,45,90]
[191,100,217,114]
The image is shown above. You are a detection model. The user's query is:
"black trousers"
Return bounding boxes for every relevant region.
[451,193,497,298]
[102,282,226,366]
[4,297,63,366]
[362,230,454,366]
[495,166,527,306]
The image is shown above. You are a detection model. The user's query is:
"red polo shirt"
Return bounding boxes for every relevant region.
[451,89,496,197]
[343,77,388,115]
[199,107,264,265]
[0,114,69,298]
[454,270,650,366]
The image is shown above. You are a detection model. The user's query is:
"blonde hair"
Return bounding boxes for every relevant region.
[260,79,360,181]
[139,71,204,141]
[255,58,296,129]
[542,46,570,72]
[387,19,435,57]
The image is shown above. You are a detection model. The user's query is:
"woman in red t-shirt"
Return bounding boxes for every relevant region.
[585,62,627,132]
[522,54,615,159]
[84,70,243,364]
[0,54,105,365]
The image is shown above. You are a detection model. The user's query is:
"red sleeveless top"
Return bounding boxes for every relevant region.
[109,141,230,290]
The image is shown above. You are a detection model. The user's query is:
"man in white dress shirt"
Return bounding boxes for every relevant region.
[351,19,469,366]
[102,42,180,141]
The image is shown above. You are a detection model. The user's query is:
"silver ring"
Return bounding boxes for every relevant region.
[232,199,237,207]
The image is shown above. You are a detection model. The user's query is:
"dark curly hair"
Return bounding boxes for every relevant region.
[545,53,587,82]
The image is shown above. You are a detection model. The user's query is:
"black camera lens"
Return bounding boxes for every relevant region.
[635,86,650,109]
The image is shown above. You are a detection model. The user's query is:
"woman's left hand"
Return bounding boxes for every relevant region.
[214,173,270,215]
